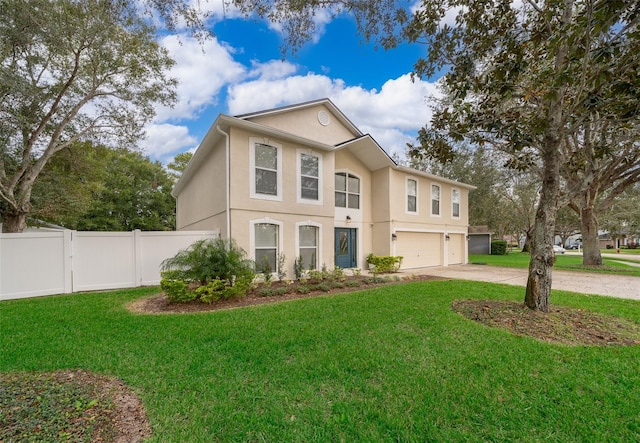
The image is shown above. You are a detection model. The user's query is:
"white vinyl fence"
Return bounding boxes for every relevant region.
[0,229,219,301]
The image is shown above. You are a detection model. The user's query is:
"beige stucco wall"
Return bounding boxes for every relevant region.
[176,138,227,233]
[231,209,335,276]
[386,169,470,232]
[333,149,375,266]
[246,104,356,146]
[227,127,336,219]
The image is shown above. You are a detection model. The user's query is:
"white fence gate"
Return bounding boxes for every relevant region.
[0,229,219,301]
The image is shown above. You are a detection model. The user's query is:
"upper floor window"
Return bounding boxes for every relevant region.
[297,150,322,203]
[250,139,282,201]
[452,189,460,218]
[431,184,441,216]
[335,172,360,209]
[407,178,418,213]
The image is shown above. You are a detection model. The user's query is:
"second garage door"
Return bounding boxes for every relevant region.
[395,232,442,269]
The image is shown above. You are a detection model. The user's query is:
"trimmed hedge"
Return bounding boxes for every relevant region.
[491,240,508,255]
[366,254,403,273]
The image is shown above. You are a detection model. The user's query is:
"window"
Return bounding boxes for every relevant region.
[335,172,360,209]
[297,150,322,203]
[431,184,441,216]
[298,225,318,270]
[452,189,460,218]
[254,223,278,272]
[250,139,282,200]
[407,178,417,213]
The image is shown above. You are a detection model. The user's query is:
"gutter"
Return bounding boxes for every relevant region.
[215,125,231,241]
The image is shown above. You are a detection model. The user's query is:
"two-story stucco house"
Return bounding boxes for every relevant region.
[173,99,475,275]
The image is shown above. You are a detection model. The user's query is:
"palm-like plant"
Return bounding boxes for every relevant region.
[161,238,255,285]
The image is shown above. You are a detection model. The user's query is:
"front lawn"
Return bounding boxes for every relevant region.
[2,283,640,441]
[470,252,640,277]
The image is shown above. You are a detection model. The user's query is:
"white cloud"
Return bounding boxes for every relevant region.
[247,59,298,80]
[155,34,246,121]
[227,72,440,158]
[227,73,345,114]
[141,123,198,162]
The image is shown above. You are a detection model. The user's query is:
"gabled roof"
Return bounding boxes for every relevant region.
[173,100,476,196]
[335,134,397,171]
[235,98,363,138]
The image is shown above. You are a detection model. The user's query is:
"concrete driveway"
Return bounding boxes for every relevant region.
[405,264,640,301]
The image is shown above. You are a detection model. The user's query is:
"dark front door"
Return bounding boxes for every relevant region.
[335,228,357,268]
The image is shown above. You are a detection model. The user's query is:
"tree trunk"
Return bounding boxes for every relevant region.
[1,211,28,233]
[521,227,534,253]
[525,142,560,313]
[580,206,603,265]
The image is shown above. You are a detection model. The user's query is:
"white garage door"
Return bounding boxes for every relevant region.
[448,234,465,265]
[395,232,442,269]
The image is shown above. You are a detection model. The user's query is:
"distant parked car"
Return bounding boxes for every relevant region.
[566,244,580,250]
[553,245,566,254]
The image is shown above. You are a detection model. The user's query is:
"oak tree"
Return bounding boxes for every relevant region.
[0,0,176,232]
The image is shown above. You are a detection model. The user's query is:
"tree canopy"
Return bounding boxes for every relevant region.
[0,0,177,232]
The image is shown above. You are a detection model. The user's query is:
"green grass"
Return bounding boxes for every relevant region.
[470,252,640,277]
[2,283,640,442]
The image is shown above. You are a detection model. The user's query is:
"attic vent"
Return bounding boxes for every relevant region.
[317,110,330,126]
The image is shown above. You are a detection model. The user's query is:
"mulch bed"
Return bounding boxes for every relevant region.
[128,274,444,314]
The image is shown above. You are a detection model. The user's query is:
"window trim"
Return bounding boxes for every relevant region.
[452,188,461,219]
[249,137,283,201]
[430,183,441,217]
[296,149,323,205]
[249,217,284,274]
[296,221,322,271]
[335,170,361,210]
[406,177,418,214]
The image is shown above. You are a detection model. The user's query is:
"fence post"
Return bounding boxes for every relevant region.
[134,229,142,287]
[63,230,73,293]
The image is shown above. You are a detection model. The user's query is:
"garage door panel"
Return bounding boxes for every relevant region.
[448,234,464,265]
[396,232,442,269]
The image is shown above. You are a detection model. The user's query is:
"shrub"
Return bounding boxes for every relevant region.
[491,240,508,255]
[160,238,256,303]
[296,285,311,294]
[345,280,361,288]
[628,242,638,250]
[293,256,304,280]
[194,279,227,303]
[259,256,273,284]
[258,287,275,297]
[160,276,196,303]
[307,269,324,283]
[274,286,290,296]
[276,252,287,281]
[331,267,345,281]
[161,238,255,286]
[312,283,331,292]
[366,254,403,273]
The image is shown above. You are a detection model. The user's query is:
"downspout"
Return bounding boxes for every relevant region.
[216,126,231,241]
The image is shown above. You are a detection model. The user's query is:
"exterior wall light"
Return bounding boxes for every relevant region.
[445,234,450,241]
[391,233,397,241]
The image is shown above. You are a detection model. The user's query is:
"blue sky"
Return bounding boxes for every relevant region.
[141,3,442,164]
